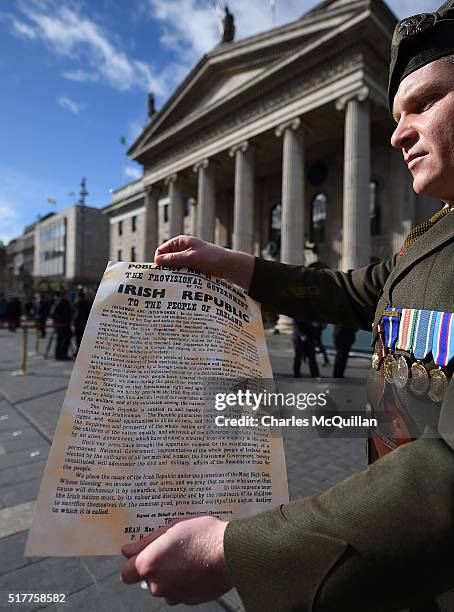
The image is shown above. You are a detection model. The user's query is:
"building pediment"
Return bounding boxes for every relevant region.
[128,0,394,165]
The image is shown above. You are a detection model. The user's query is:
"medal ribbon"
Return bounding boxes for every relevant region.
[432,311,454,366]
[413,309,436,360]
[383,307,401,349]
[396,308,418,352]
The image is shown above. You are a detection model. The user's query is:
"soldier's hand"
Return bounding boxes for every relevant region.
[155,235,254,291]
[120,516,233,605]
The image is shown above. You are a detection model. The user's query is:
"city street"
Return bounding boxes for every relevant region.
[0,327,369,611]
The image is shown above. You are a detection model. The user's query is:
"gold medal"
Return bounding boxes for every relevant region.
[393,355,409,388]
[371,353,381,370]
[428,367,448,403]
[383,354,396,383]
[410,362,429,396]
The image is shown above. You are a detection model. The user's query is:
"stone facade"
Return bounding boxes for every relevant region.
[109,0,439,271]
[33,205,109,286]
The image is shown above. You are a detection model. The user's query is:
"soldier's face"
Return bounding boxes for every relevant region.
[391,59,454,202]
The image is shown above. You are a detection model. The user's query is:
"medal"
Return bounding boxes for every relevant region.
[412,310,436,360]
[432,311,454,367]
[371,353,381,370]
[383,308,401,350]
[410,362,429,395]
[371,323,385,370]
[383,354,396,383]
[428,367,448,403]
[393,355,409,388]
[395,309,418,353]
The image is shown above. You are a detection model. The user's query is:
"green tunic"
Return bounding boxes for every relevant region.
[224,211,454,611]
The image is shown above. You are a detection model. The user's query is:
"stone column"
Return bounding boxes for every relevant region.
[143,185,159,260]
[165,174,184,238]
[193,159,215,243]
[275,118,305,333]
[229,141,254,253]
[336,86,371,270]
[275,118,305,265]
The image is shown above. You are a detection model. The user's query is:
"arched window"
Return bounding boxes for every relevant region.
[370,180,380,236]
[311,193,327,243]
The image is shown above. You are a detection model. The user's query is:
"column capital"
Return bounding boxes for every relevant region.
[228,140,250,157]
[335,86,369,111]
[192,159,209,173]
[164,173,178,186]
[274,117,301,138]
[144,183,160,196]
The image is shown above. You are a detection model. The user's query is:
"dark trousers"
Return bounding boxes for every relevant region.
[333,342,353,378]
[55,327,71,360]
[293,339,320,379]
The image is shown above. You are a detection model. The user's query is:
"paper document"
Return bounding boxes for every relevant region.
[26,262,288,555]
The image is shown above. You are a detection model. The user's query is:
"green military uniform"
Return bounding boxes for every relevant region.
[224,2,454,610]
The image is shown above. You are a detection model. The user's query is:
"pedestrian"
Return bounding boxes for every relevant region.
[120,3,454,609]
[332,325,356,378]
[35,295,51,338]
[73,289,91,352]
[6,297,21,332]
[292,319,320,379]
[52,291,72,360]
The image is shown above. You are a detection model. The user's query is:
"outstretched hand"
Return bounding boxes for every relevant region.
[120,516,233,605]
[155,235,254,291]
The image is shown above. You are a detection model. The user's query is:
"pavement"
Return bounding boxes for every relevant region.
[0,326,370,611]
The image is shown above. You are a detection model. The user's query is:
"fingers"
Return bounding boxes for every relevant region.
[155,235,193,257]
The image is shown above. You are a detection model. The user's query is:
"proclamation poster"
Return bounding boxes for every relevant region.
[26,262,289,556]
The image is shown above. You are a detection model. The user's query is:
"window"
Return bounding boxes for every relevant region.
[131,216,136,232]
[118,249,122,260]
[131,246,136,262]
[370,180,380,236]
[118,221,123,236]
[310,193,327,243]
[266,204,281,257]
[164,205,169,223]
[184,199,191,217]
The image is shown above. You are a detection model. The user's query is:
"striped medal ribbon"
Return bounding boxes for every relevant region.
[395,308,418,352]
[383,307,402,349]
[412,310,437,360]
[432,311,454,366]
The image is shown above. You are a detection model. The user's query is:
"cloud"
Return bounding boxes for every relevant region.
[6,2,169,95]
[58,95,85,115]
[124,165,142,181]
[62,69,99,83]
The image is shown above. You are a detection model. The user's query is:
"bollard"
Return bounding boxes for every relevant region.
[12,326,28,376]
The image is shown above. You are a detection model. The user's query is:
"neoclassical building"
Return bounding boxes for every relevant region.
[105,0,438,270]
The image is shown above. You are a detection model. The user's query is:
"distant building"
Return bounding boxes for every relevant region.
[5,219,41,299]
[0,242,7,297]
[33,204,109,287]
[103,179,195,262]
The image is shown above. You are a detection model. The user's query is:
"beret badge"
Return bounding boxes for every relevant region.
[397,13,435,38]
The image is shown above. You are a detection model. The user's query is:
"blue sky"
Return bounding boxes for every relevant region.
[0,0,440,245]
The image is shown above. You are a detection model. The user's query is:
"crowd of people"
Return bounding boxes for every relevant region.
[0,288,93,360]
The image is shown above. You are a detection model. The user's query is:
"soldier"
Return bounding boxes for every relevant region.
[120,2,454,610]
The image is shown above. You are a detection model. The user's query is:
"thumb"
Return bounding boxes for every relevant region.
[121,525,169,558]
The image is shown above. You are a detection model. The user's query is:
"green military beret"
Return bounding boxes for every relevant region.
[388,0,454,113]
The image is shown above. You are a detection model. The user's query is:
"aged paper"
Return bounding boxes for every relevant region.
[26,262,288,556]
